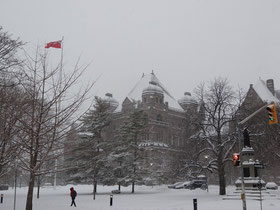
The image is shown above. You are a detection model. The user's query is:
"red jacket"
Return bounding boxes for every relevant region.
[70,187,77,198]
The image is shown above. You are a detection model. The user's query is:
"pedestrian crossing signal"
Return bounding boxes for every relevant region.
[266,103,278,125]
[233,153,240,166]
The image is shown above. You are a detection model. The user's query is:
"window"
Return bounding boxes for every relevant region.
[156,114,162,121]
[178,138,181,146]
[143,113,148,120]
[143,97,147,103]
[171,135,174,145]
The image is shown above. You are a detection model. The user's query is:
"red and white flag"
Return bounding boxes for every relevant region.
[45,40,62,49]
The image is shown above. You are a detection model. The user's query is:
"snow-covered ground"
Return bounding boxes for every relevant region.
[1,185,279,210]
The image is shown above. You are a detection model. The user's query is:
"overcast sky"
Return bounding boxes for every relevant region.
[1,0,280,103]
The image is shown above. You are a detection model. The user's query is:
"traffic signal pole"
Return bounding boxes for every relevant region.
[237,123,247,210]
[239,104,269,125]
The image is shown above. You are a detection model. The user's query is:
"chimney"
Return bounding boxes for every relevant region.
[266,79,275,95]
[184,92,191,96]
[105,93,113,97]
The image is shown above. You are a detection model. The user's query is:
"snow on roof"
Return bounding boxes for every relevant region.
[78,132,93,137]
[241,147,254,152]
[124,73,184,112]
[253,79,280,104]
[139,141,169,148]
[178,92,198,105]
[235,178,265,184]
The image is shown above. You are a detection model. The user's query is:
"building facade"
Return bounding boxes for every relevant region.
[239,78,280,184]
[103,72,200,149]
[101,72,202,182]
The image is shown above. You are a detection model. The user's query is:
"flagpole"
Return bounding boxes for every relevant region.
[54,36,63,190]
[60,36,64,79]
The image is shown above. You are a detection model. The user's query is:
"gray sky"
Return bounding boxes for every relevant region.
[1,0,280,103]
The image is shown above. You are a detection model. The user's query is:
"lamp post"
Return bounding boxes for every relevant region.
[13,161,18,210]
[19,175,22,188]
[204,155,209,192]
[54,158,57,189]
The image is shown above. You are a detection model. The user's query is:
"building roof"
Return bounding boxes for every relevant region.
[178,92,198,105]
[116,72,184,112]
[252,79,280,104]
[142,81,164,95]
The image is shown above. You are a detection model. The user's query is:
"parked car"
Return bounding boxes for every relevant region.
[111,189,121,194]
[168,182,184,189]
[266,182,278,190]
[0,184,9,190]
[175,181,191,189]
[185,180,207,190]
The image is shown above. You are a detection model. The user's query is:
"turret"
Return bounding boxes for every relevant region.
[104,93,119,112]
[142,81,164,108]
[178,92,198,111]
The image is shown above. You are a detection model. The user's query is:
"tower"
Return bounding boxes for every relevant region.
[178,92,198,112]
[141,81,165,110]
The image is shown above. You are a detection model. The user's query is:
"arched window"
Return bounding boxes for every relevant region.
[156,114,162,121]
[143,113,148,120]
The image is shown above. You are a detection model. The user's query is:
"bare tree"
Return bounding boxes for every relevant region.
[0,26,23,73]
[0,27,25,177]
[194,78,241,195]
[0,80,26,177]
[16,47,93,210]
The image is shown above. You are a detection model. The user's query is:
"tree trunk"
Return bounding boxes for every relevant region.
[37,176,40,199]
[37,183,40,199]
[218,163,226,195]
[132,181,135,193]
[26,173,36,210]
[93,181,97,194]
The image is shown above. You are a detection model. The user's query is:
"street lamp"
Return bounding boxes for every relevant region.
[204,155,209,192]
[54,158,57,189]
[20,175,22,188]
[13,160,19,210]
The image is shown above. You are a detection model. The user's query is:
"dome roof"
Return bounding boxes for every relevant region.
[178,92,198,105]
[104,93,119,108]
[142,81,164,95]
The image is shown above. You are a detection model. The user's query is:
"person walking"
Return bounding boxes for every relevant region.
[70,187,77,207]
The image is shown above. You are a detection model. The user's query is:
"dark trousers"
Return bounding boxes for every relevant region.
[71,197,76,207]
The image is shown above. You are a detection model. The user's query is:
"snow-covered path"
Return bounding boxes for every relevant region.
[1,185,279,210]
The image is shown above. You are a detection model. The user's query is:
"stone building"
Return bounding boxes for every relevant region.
[102,72,202,181]
[241,78,279,113]
[238,78,280,183]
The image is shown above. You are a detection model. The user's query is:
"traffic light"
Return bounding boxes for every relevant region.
[266,103,278,125]
[233,153,240,166]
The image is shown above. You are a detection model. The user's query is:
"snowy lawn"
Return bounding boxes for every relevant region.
[1,185,279,210]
